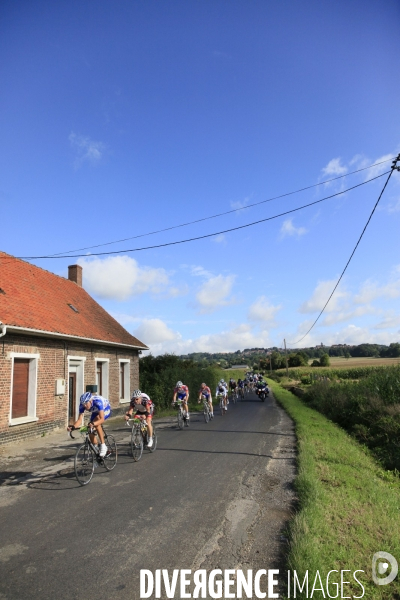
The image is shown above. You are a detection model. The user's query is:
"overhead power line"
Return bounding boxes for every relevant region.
[19,171,389,260]
[288,154,400,346]
[48,156,396,257]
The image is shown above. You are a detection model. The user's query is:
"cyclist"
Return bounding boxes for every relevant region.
[173,381,190,421]
[198,383,213,418]
[229,378,237,393]
[125,389,154,448]
[68,391,111,457]
[249,374,254,390]
[216,378,228,411]
[237,378,245,400]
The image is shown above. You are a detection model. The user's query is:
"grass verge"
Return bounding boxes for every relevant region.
[268,379,400,599]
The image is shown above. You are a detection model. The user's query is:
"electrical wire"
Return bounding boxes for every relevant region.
[288,157,399,346]
[48,156,396,257]
[18,171,389,260]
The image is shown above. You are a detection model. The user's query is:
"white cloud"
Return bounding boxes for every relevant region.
[195,274,236,314]
[373,313,400,330]
[354,271,400,304]
[132,319,181,347]
[363,152,397,180]
[189,265,213,279]
[321,305,376,326]
[230,196,250,212]
[134,319,272,355]
[296,267,400,332]
[280,219,307,238]
[321,158,348,177]
[387,198,400,214]
[290,323,400,348]
[213,234,226,244]
[299,279,347,314]
[248,296,281,324]
[69,132,105,167]
[79,256,170,300]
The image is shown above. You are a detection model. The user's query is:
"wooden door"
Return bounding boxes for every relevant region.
[68,372,77,422]
[120,363,125,399]
[12,359,30,419]
[96,363,102,395]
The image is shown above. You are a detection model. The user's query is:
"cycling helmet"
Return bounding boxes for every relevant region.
[201,382,206,388]
[131,389,142,399]
[220,379,225,384]
[176,381,183,388]
[80,392,92,405]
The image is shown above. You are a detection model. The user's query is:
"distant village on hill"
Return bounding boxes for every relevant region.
[179,342,400,370]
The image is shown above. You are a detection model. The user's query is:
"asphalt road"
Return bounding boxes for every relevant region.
[0,392,295,600]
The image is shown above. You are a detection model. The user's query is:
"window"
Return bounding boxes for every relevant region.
[9,353,40,426]
[67,356,86,423]
[119,360,130,402]
[95,359,109,398]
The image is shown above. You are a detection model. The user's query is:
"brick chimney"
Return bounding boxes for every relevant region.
[68,264,82,287]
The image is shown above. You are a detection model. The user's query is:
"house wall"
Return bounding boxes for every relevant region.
[0,333,139,445]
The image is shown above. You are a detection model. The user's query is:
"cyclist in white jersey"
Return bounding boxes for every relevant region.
[125,389,155,448]
[215,379,229,410]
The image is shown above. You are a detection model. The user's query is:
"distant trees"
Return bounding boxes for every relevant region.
[288,352,308,367]
[176,342,400,368]
[271,351,285,370]
[319,353,330,367]
[382,343,400,358]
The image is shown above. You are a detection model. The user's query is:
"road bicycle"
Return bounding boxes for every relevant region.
[201,397,213,422]
[127,416,157,461]
[238,386,245,401]
[69,424,117,486]
[216,393,227,416]
[174,399,189,429]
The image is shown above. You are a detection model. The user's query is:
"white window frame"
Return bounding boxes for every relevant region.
[118,359,131,403]
[95,358,109,398]
[9,352,40,426]
[67,356,86,420]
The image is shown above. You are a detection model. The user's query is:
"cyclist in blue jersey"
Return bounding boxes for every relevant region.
[68,391,111,457]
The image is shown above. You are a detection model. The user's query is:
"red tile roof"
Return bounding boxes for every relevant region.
[0,252,148,349]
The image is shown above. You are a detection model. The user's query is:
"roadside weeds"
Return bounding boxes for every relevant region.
[268,380,400,600]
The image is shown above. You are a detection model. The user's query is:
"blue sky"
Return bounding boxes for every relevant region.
[1,0,400,354]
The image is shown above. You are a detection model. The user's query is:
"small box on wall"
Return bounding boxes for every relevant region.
[55,378,65,395]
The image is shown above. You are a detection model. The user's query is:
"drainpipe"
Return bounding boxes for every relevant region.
[0,322,6,338]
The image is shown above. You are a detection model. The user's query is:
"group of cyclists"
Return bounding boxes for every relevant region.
[67,374,269,453]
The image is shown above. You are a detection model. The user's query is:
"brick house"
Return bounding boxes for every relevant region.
[0,252,148,444]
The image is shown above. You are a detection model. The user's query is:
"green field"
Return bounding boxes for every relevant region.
[308,356,400,368]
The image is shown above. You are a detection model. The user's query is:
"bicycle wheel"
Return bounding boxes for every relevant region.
[220,399,225,416]
[131,426,143,461]
[177,410,184,429]
[75,442,95,486]
[148,425,157,452]
[204,407,209,423]
[103,434,117,471]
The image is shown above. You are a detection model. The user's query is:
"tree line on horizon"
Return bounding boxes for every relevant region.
[177,342,400,370]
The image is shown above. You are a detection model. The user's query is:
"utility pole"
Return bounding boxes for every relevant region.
[284,339,289,378]
[269,351,272,375]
